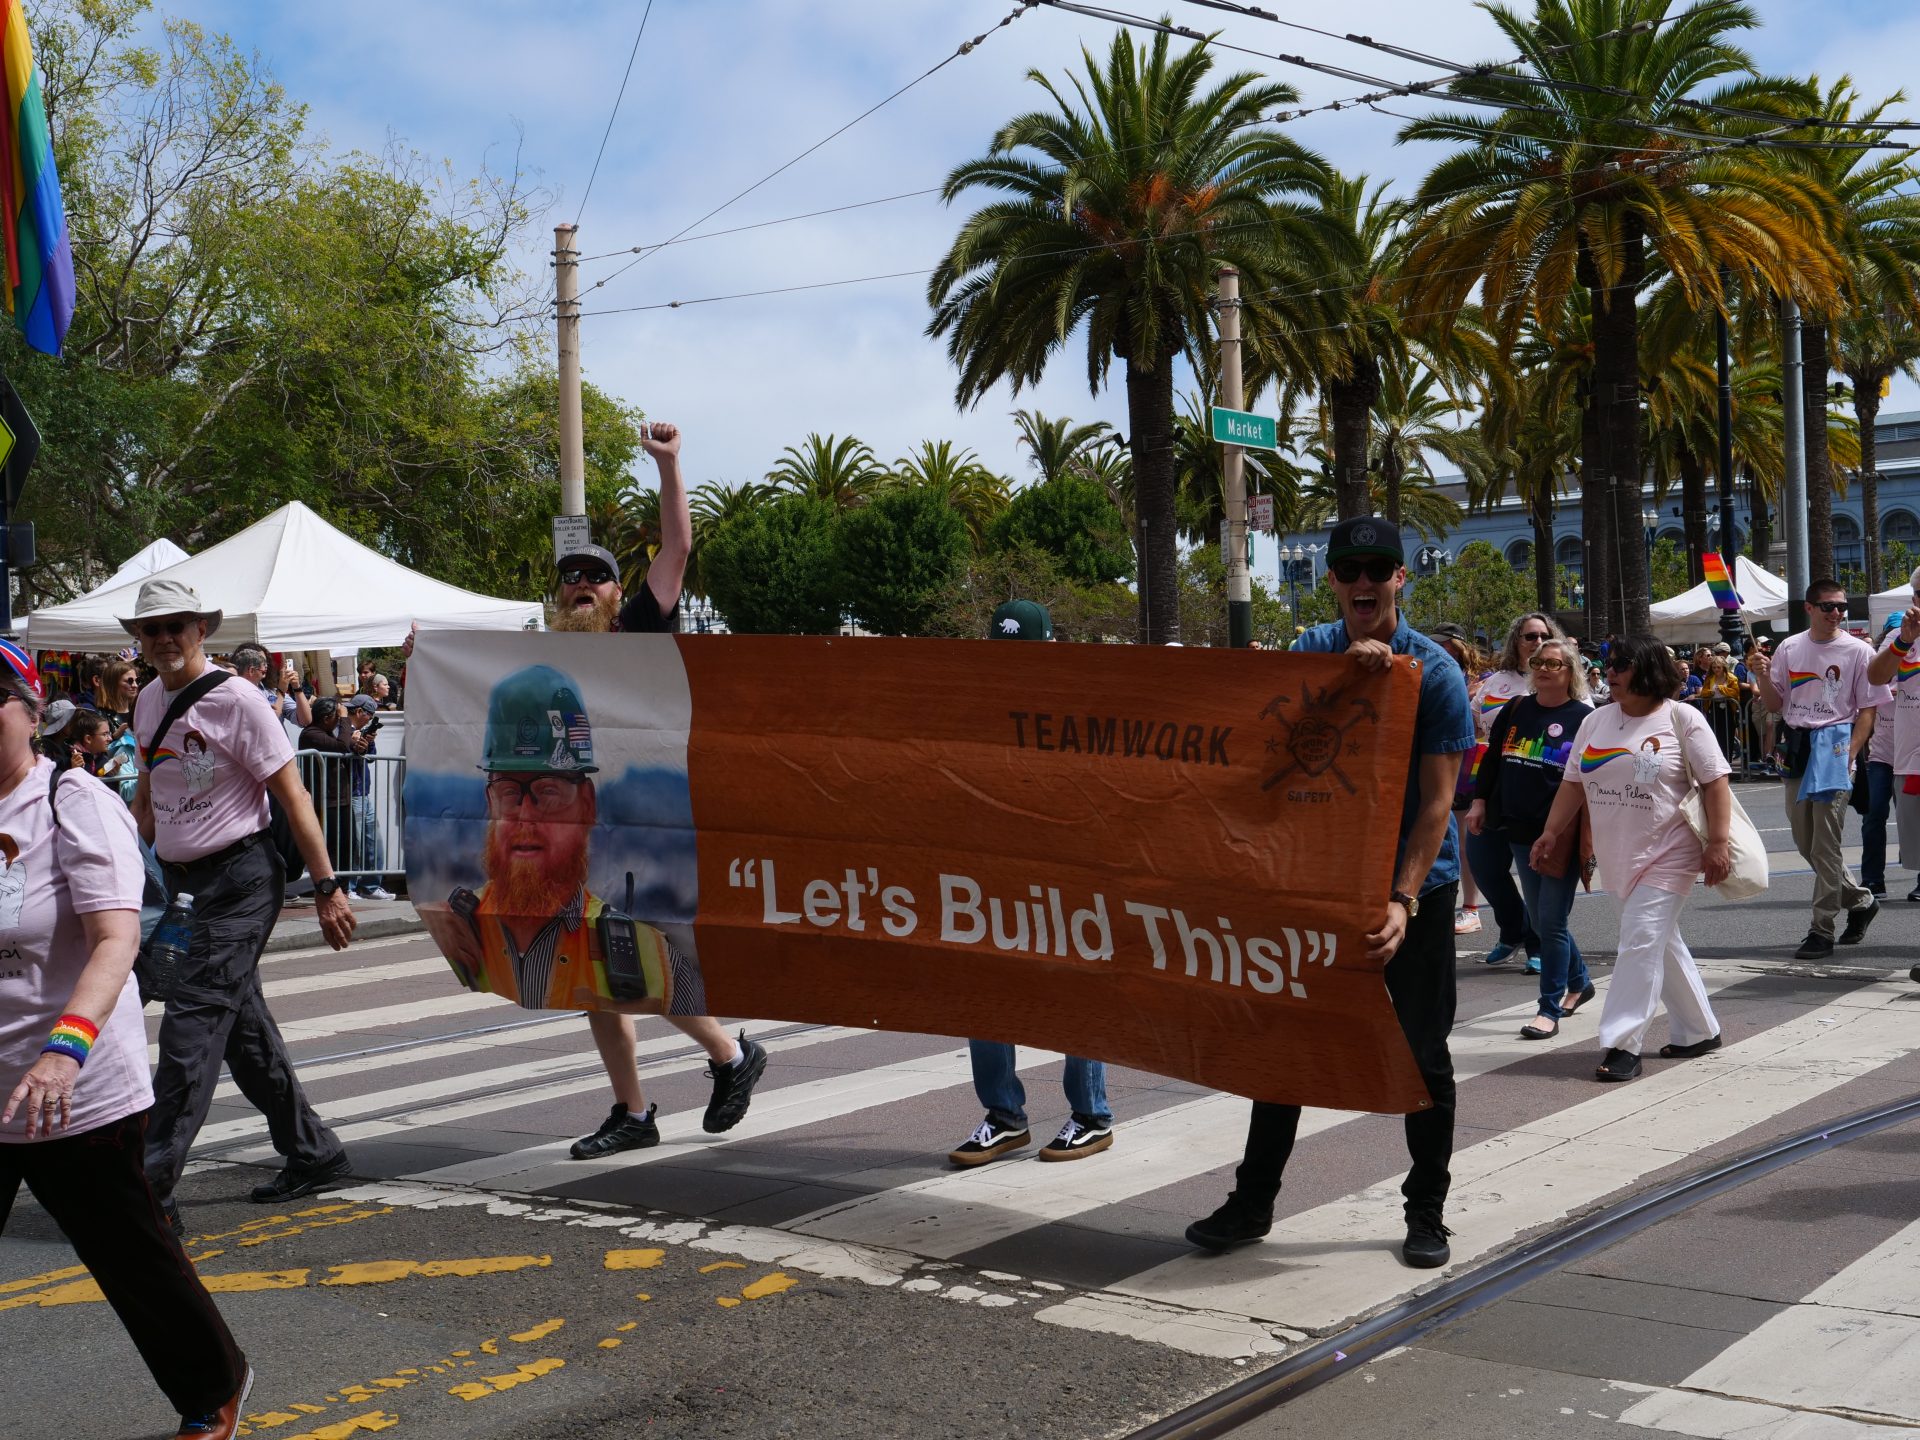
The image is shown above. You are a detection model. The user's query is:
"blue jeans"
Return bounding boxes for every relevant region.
[1510,842,1589,1019]
[1466,824,1538,951]
[351,792,384,877]
[968,1040,1111,1130]
[1861,760,1894,891]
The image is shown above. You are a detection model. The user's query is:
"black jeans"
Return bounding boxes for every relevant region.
[0,1111,246,1415]
[1231,882,1459,1215]
[146,831,341,1204]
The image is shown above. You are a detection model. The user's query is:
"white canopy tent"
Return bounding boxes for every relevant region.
[23,501,541,650]
[1871,579,1915,631]
[99,537,190,592]
[1647,555,1789,643]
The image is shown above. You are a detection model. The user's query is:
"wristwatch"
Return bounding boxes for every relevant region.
[1390,890,1420,916]
[314,876,343,899]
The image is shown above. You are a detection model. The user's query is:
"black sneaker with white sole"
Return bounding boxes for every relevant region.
[702,1032,768,1134]
[947,1119,1031,1167]
[1038,1116,1114,1162]
[570,1102,660,1159]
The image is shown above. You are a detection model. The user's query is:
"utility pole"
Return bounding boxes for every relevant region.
[1216,266,1251,649]
[1781,294,1809,633]
[1714,274,1744,652]
[554,223,587,518]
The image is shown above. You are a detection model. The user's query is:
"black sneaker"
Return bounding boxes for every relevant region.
[249,1150,351,1204]
[947,1118,1031,1167]
[163,1203,185,1241]
[1402,1207,1452,1268]
[1908,883,1920,904]
[1185,1191,1274,1251]
[702,1032,768,1134]
[1793,930,1835,960]
[1595,1048,1642,1083]
[1038,1116,1113,1162]
[1839,899,1881,945]
[570,1103,659,1159]
[1869,883,1888,899]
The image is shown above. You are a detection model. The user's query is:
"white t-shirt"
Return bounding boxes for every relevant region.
[1571,701,1730,899]
[1771,631,1889,729]
[0,761,149,1142]
[1473,668,1530,738]
[135,671,295,863]
[1877,632,1920,776]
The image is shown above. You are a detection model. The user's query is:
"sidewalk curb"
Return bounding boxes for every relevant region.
[264,911,427,954]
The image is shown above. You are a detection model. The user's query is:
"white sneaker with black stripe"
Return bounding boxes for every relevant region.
[1038,1116,1113,1162]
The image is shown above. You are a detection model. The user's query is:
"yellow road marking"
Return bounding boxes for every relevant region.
[604,1247,665,1270]
[699,1260,746,1274]
[509,1319,564,1343]
[718,1271,801,1309]
[319,1255,551,1286]
[598,1338,622,1349]
[616,1321,638,1332]
[448,1357,564,1401]
[280,1412,399,1439]
[0,1264,87,1295]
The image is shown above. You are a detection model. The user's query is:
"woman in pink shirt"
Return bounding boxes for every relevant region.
[0,651,252,1438]
[1533,636,1734,1083]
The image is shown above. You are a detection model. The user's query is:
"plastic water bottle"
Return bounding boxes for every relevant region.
[146,893,195,1002]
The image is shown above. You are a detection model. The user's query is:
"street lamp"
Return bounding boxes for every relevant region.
[1280,542,1322,623]
[1643,508,1659,561]
[1416,545,1454,576]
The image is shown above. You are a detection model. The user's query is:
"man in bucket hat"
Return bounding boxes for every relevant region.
[122,578,360,1232]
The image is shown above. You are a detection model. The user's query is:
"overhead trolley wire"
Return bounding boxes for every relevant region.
[582,2,1036,299]
[575,0,656,225]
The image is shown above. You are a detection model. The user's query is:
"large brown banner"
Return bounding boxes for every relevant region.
[404,633,1429,1113]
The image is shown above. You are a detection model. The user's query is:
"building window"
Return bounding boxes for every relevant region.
[1555,536,1583,574]
[1833,514,1864,574]
[1505,539,1533,569]
[1655,527,1686,551]
[1884,509,1920,547]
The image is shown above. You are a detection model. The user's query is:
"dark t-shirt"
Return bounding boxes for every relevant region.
[1474,695,1593,844]
[616,582,680,635]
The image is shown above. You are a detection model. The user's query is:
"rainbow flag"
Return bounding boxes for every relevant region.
[1578,745,1630,773]
[1703,553,1740,612]
[0,1,71,355]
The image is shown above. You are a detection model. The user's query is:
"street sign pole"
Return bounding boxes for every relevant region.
[1216,267,1251,649]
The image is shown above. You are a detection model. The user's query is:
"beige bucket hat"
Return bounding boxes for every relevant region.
[117,577,223,639]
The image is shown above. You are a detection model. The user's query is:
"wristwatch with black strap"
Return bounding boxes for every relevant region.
[1390,889,1420,917]
[313,876,343,899]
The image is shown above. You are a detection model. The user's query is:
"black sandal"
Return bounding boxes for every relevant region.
[1659,1034,1722,1059]
[1562,984,1597,1016]
[1519,1017,1559,1041]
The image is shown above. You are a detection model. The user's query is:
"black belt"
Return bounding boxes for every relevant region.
[161,828,271,878]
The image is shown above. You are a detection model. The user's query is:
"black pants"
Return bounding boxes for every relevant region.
[146,831,341,1204]
[1232,882,1458,1214]
[0,1111,246,1415]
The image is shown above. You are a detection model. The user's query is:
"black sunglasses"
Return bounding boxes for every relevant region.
[558,567,615,587]
[138,620,190,639]
[1811,600,1848,614]
[1605,656,1634,672]
[1329,556,1398,584]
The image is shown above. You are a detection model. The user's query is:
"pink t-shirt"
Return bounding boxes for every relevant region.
[1771,631,1889,730]
[136,670,295,862]
[0,761,149,1142]
[1473,669,1531,738]
[1878,632,1920,776]
[1571,701,1730,899]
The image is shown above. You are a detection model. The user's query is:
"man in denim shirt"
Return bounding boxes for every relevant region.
[1187,516,1474,1269]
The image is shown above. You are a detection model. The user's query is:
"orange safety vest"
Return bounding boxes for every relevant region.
[467,888,671,1011]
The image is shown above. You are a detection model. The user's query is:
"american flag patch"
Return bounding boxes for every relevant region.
[565,712,592,755]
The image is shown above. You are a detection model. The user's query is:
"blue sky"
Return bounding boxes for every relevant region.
[159,1,1920,570]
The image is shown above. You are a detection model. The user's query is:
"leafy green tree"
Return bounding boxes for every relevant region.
[928,542,1137,643]
[987,472,1134,586]
[1400,542,1538,643]
[891,441,1010,549]
[835,485,972,636]
[704,495,841,635]
[929,28,1334,643]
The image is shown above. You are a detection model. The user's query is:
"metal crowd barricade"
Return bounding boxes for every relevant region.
[292,748,405,887]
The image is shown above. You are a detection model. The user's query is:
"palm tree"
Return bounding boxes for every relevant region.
[1012,410,1113,484]
[1368,356,1496,530]
[928,28,1335,642]
[685,480,771,599]
[766,433,885,509]
[1834,301,1920,588]
[1397,0,1843,636]
[1170,391,1301,546]
[893,440,1012,548]
[1479,307,1588,609]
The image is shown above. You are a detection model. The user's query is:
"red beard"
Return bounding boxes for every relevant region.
[478,814,593,919]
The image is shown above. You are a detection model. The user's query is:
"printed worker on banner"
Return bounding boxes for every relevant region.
[421,662,683,1011]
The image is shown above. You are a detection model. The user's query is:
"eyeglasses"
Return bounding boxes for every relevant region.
[485,774,588,814]
[1529,657,1568,670]
[1811,600,1848,614]
[1605,656,1634,672]
[1519,630,1552,643]
[558,567,615,587]
[138,620,191,639]
[1329,557,1397,584]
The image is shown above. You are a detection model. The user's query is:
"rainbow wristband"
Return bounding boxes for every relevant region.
[42,1015,98,1066]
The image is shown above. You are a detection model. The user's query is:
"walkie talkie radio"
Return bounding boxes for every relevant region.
[599,870,654,1003]
[446,885,489,993]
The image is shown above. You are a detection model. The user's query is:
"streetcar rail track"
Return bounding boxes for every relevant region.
[1125,1089,1920,1439]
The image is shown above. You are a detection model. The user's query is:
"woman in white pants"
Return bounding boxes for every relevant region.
[1533,636,1734,1082]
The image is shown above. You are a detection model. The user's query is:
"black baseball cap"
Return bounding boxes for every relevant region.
[557,544,619,581]
[1326,516,1405,566]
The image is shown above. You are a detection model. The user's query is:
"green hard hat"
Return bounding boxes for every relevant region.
[480,663,598,774]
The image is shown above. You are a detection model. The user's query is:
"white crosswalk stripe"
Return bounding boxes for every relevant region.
[152,919,1920,1362]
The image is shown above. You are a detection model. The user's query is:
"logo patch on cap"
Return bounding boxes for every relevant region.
[1352,523,1378,546]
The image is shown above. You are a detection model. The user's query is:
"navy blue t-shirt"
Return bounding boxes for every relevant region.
[1294,613,1475,894]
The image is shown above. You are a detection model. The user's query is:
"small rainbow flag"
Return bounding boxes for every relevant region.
[0,2,72,355]
[1787,669,1820,691]
[1703,553,1740,612]
[1579,745,1630,773]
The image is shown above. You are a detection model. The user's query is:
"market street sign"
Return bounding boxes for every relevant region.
[1211,406,1277,451]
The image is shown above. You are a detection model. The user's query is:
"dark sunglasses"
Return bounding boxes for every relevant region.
[138,620,190,638]
[1329,556,1398,584]
[1605,656,1634,672]
[1519,630,1552,643]
[558,567,615,587]
[1811,600,1848,614]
